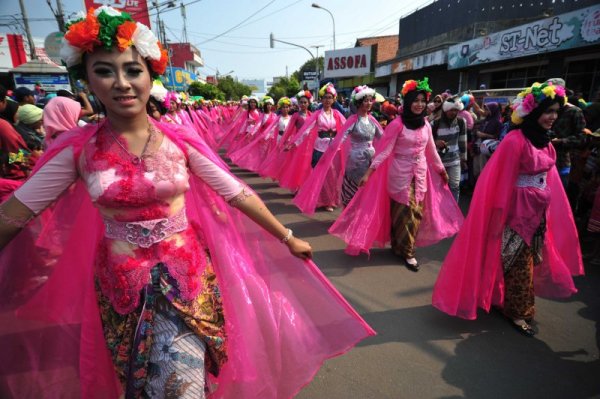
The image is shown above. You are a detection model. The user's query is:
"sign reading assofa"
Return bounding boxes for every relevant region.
[448,4,600,69]
[324,46,371,79]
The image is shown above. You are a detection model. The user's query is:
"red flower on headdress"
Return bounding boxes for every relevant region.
[149,41,168,75]
[116,20,137,52]
[65,8,101,53]
[401,80,417,97]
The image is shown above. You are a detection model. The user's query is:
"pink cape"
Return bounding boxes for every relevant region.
[432,130,584,320]
[0,120,375,398]
[277,109,346,192]
[228,113,279,172]
[220,110,262,153]
[258,112,309,180]
[329,117,464,256]
[293,114,383,215]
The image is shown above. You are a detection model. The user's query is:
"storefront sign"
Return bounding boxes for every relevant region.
[0,34,27,71]
[163,67,197,91]
[448,4,600,69]
[303,71,318,80]
[84,0,151,27]
[13,73,71,92]
[375,49,447,77]
[324,46,371,78]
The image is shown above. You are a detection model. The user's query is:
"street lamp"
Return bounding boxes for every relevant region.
[270,33,319,100]
[311,3,335,50]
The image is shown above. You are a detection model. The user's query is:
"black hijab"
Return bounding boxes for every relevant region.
[402,90,428,130]
[520,96,563,149]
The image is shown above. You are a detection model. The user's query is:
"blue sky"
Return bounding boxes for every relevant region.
[1,0,433,80]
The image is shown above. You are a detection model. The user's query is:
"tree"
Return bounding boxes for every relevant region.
[188,81,225,101]
[292,56,324,82]
[217,76,253,100]
[267,76,301,101]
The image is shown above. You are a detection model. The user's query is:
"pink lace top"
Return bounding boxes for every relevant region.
[14,124,246,313]
[371,123,444,205]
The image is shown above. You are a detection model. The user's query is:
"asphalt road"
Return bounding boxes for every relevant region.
[232,163,600,399]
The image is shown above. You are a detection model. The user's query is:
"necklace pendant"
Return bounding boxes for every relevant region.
[132,157,141,165]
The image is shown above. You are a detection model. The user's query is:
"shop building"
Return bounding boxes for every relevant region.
[323,35,398,98]
[375,0,599,97]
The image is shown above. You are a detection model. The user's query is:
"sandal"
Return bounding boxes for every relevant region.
[511,319,536,337]
[403,257,419,272]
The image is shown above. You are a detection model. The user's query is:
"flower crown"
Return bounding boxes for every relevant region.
[401,77,432,101]
[319,83,337,98]
[296,90,313,102]
[61,6,168,80]
[511,82,566,125]
[150,79,168,102]
[278,97,292,108]
[261,96,275,106]
[351,85,376,104]
[162,91,179,109]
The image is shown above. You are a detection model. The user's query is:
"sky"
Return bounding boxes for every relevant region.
[1,0,434,80]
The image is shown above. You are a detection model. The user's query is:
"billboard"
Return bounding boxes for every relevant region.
[448,5,600,70]
[324,46,372,79]
[84,0,152,27]
[163,67,197,91]
[0,34,27,71]
[13,73,71,92]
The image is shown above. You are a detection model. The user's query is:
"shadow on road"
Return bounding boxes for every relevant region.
[440,329,600,399]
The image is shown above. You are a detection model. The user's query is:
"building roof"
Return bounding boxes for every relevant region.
[355,35,398,64]
[9,59,66,73]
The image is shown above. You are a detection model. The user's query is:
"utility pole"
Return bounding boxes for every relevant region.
[55,0,66,32]
[181,3,188,43]
[19,0,36,59]
[46,0,66,32]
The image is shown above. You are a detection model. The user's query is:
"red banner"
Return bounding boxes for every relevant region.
[83,0,152,28]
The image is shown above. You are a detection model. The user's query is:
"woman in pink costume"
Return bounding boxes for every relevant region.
[229,97,288,173]
[329,78,462,272]
[0,7,374,398]
[280,84,346,203]
[432,82,584,336]
[259,90,312,180]
[220,96,261,152]
[294,85,384,214]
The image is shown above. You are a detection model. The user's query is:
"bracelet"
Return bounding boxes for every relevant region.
[281,228,293,243]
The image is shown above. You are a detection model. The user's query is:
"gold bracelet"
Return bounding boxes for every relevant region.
[281,228,293,243]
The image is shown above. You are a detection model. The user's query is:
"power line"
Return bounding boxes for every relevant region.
[197,0,276,45]
[235,0,303,30]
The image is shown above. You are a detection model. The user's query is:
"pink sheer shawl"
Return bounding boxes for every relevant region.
[329,117,464,255]
[258,112,307,180]
[277,109,345,192]
[0,120,375,398]
[432,130,583,320]
[293,114,383,215]
[228,113,279,172]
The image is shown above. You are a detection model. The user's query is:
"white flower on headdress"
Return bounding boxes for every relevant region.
[59,37,83,68]
[512,97,528,118]
[94,6,122,17]
[352,85,375,103]
[71,10,86,21]
[150,80,168,102]
[131,22,161,61]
